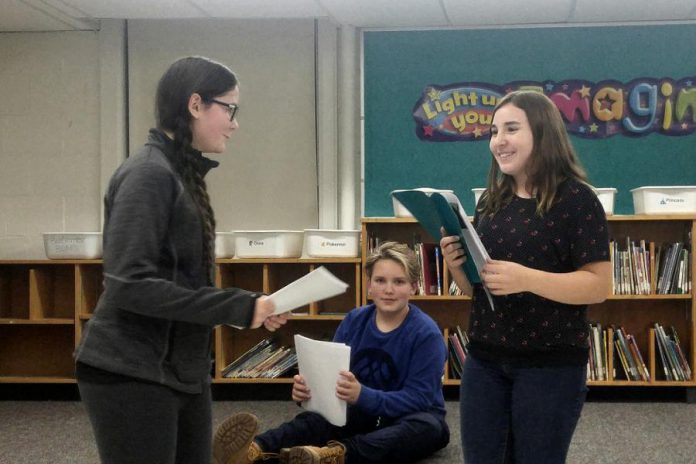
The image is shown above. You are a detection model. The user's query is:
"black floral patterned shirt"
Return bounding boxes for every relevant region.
[468,179,610,367]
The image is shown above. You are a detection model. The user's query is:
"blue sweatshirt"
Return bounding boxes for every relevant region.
[334,303,447,419]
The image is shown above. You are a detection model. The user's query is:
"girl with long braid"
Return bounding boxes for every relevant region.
[75,56,287,464]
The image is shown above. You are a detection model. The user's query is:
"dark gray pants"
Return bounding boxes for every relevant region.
[256,408,449,464]
[76,362,212,464]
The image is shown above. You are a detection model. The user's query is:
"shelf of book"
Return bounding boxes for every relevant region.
[0,257,362,385]
[362,215,696,389]
[2,215,695,393]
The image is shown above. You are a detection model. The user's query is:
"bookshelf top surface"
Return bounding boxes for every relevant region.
[0,257,361,265]
[362,215,696,223]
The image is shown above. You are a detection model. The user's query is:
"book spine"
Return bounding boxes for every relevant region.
[435,246,443,296]
[627,334,650,382]
[654,323,673,381]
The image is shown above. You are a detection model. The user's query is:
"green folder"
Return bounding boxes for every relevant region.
[391,189,484,284]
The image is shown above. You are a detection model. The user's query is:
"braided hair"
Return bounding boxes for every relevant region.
[155,56,238,283]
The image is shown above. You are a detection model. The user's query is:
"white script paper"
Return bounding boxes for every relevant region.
[294,334,351,426]
[269,266,349,315]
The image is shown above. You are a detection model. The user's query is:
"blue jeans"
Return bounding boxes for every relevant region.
[256,408,449,464]
[460,354,587,464]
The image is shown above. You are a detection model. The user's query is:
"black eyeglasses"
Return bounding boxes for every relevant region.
[208,99,239,121]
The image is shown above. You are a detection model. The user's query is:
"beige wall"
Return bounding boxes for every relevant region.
[0,18,336,259]
[0,31,101,258]
[127,18,318,232]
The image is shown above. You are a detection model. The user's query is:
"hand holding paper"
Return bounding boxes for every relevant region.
[294,334,351,426]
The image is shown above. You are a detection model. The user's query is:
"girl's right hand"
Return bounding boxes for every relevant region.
[292,374,311,403]
[250,296,276,329]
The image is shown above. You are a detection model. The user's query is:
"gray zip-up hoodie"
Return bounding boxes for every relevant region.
[75,129,259,394]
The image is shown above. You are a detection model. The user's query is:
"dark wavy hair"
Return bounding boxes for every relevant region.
[479,90,588,217]
[155,56,238,283]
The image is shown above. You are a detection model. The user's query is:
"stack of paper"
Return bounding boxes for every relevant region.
[294,334,351,426]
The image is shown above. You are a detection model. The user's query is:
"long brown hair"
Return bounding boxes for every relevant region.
[479,90,587,217]
[155,56,238,283]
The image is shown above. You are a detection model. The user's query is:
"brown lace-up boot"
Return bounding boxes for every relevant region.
[287,440,346,464]
[212,412,280,464]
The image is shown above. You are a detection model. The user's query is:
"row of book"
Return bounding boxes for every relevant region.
[587,322,691,382]
[222,328,688,382]
[447,326,469,379]
[654,323,692,381]
[222,338,297,379]
[587,322,610,380]
[613,326,649,381]
[610,238,691,295]
[414,241,444,295]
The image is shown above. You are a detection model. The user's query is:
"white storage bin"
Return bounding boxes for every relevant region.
[43,232,102,259]
[215,232,235,258]
[592,187,617,215]
[631,186,696,215]
[472,188,486,205]
[391,188,454,217]
[234,230,304,258]
[304,229,360,257]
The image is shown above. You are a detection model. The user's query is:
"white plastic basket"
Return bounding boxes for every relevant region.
[215,232,235,258]
[592,188,617,215]
[472,188,486,206]
[43,232,102,259]
[631,186,696,215]
[234,230,304,258]
[304,229,360,257]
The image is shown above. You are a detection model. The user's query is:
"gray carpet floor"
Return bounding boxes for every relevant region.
[1,399,695,463]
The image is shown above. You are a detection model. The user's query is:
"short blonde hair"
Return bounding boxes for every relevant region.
[364,241,420,284]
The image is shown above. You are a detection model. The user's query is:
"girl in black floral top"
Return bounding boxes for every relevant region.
[440,90,611,464]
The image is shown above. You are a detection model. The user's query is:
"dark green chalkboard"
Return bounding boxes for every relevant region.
[363,25,696,216]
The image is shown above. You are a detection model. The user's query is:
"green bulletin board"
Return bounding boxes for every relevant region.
[363,25,696,216]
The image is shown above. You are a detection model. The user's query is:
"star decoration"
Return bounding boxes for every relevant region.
[427,88,441,101]
[578,85,591,98]
[545,83,555,91]
[599,93,614,111]
[423,125,434,136]
[473,128,482,138]
[589,123,599,133]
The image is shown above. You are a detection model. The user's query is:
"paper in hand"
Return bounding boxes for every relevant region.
[268,266,349,315]
[294,334,350,426]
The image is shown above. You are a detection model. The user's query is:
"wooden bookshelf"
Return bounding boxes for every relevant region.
[361,215,696,389]
[0,258,360,385]
[2,216,695,393]
[213,258,360,383]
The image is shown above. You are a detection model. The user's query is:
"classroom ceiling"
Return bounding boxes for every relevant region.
[3,0,696,32]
